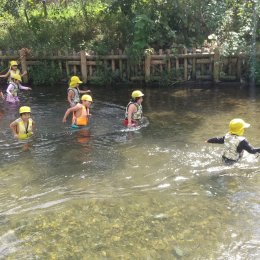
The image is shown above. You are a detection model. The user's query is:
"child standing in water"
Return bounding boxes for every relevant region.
[63,94,93,128]
[206,118,260,163]
[123,90,144,128]
[6,74,31,103]
[10,106,35,140]
[67,76,91,107]
[0,60,27,83]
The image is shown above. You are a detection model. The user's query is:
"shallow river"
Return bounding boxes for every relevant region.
[0,85,259,259]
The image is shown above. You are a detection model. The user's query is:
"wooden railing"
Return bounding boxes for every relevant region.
[0,48,257,84]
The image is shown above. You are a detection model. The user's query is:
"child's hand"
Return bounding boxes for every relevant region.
[14,134,18,139]
[62,118,66,123]
[28,87,32,90]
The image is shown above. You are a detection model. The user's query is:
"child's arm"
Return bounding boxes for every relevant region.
[127,104,137,127]
[206,136,225,143]
[10,120,18,139]
[62,105,79,122]
[0,71,10,78]
[79,89,91,94]
[6,84,13,95]
[239,139,260,154]
[21,71,27,77]
[19,85,32,90]
[67,90,75,107]
[32,120,36,130]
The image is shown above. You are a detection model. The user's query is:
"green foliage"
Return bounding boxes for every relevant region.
[0,0,258,76]
[88,65,124,87]
[28,61,62,86]
[158,69,184,88]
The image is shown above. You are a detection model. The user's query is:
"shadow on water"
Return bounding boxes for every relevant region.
[0,85,259,258]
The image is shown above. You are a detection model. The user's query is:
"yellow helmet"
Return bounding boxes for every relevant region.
[69,76,83,87]
[131,90,144,99]
[229,118,250,136]
[10,61,18,67]
[11,74,22,81]
[81,94,93,102]
[19,106,31,114]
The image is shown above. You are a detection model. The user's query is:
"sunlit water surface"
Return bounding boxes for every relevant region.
[0,86,259,259]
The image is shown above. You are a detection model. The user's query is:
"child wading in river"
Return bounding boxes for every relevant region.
[63,94,93,128]
[0,60,27,83]
[206,118,260,163]
[5,74,31,103]
[67,76,91,107]
[10,106,35,151]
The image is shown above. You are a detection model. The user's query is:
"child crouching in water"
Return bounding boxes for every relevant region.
[206,118,260,163]
[10,106,35,150]
[63,94,93,128]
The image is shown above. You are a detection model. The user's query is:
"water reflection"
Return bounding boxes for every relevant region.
[0,86,259,258]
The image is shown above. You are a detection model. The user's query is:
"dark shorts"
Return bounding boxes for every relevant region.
[222,156,237,165]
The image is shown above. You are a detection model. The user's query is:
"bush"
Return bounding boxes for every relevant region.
[28,61,62,86]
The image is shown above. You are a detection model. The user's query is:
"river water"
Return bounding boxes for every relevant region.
[0,85,259,259]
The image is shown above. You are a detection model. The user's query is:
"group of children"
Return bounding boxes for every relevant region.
[1,60,260,163]
[0,60,32,103]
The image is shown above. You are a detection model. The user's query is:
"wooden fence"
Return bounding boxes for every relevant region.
[0,48,258,84]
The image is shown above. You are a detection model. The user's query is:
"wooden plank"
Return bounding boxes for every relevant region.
[183,48,188,80]
[151,60,166,65]
[159,49,163,72]
[119,49,123,78]
[19,49,28,83]
[196,59,211,64]
[166,49,171,72]
[64,50,70,77]
[57,51,62,72]
[27,61,42,65]
[67,61,80,65]
[145,53,151,82]
[80,50,87,83]
[196,75,212,80]
[130,76,144,80]
[73,50,77,74]
[111,50,115,72]
[86,61,97,66]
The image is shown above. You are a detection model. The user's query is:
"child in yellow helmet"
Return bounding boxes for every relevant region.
[123,90,144,128]
[0,60,27,83]
[67,76,91,107]
[6,74,32,103]
[63,94,93,128]
[206,118,260,163]
[10,106,35,140]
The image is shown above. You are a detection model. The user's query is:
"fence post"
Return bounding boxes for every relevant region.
[192,48,196,80]
[184,48,188,80]
[237,55,241,81]
[213,48,220,83]
[19,49,28,83]
[80,50,87,83]
[166,49,171,72]
[144,52,151,82]
[111,50,115,72]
